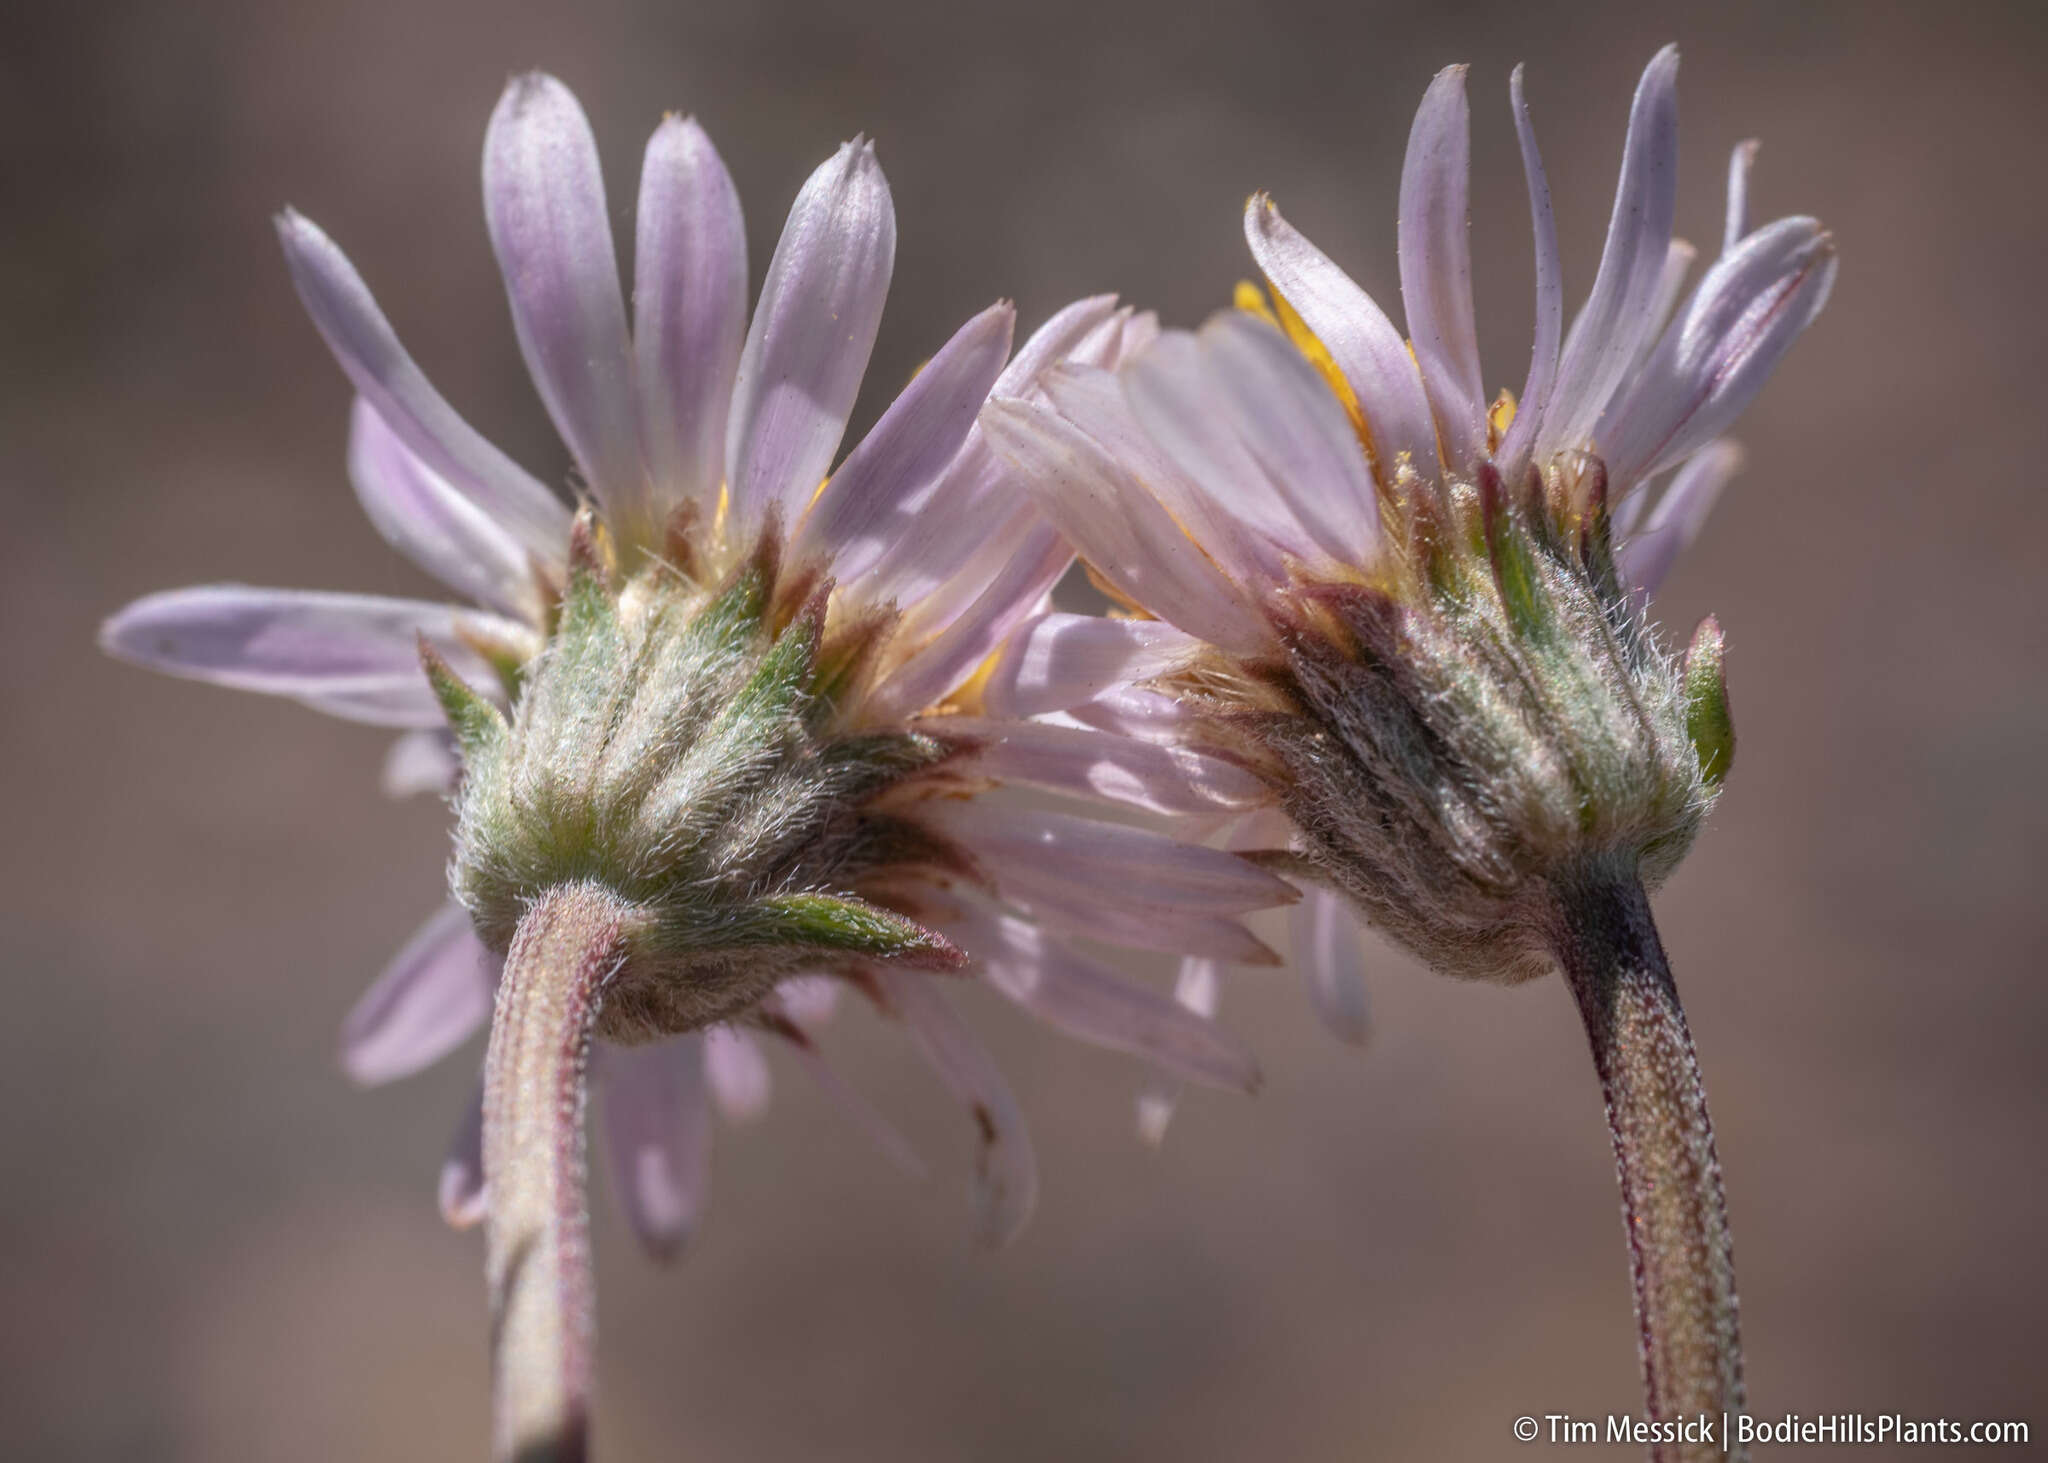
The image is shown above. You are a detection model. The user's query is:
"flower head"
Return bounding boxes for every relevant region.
[103,73,1290,1253]
[985,48,1834,992]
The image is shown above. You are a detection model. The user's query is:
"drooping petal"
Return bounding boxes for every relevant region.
[438,1082,488,1228]
[274,211,570,561]
[726,139,895,538]
[873,969,1036,1247]
[945,717,1265,816]
[346,398,541,619]
[794,302,1016,582]
[1497,64,1564,480]
[704,1025,771,1122]
[339,903,496,1085]
[598,1035,712,1261]
[1136,956,1221,1146]
[978,612,1196,718]
[1398,65,1487,472]
[771,975,842,1026]
[981,397,1274,655]
[951,906,1259,1092]
[1197,311,1383,562]
[777,1033,925,1177]
[1723,139,1761,254]
[1598,217,1836,488]
[1000,879,1279,966]
[482,73,646,522]
[633,114,749,517]
[300,681,484,727]
[1536,45,1682,459]
[1243,194,1441,488]
[381,728,460,798]
[1290,887,1371,1045]
[98,586,524,727]
[924,801,1298,914]
[1616,440,1743,596]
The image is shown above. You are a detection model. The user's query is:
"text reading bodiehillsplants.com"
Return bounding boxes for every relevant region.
[1509,1412,2031,1448]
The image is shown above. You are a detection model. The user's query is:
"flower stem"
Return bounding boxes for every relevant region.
[1553,866,1745,1463]
[483,882,630,1463]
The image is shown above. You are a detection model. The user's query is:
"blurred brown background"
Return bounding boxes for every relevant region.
[4,0,2045,1457]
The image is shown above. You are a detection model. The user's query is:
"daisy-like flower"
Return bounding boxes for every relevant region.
[985,48,1832,1458]
[103,73,1291,1462]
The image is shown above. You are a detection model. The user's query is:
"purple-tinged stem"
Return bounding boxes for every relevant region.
[1553,866,1745,1463]
[484,882,630,1463]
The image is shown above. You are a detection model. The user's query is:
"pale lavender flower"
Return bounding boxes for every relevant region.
[988,45,1833,1048]
[103,73,1284,1266]
[984,49,1834,1442]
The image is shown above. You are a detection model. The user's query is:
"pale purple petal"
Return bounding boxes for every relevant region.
[850,301,1158,717]
[1535,45,1682,460]
[778,1034,925,1177]
[794,302,1016,581]
[772,975,841,1026]
[1243,194,1441,489]
[704,1025,771,1122]
[999,878,1279,966]
[1617,440,1743,596]
[978,612,1196,718]
[482,74,646,522]
[1224,805,1301,852]
[861,516,1071,725]
[1723,139,1761,254]
[1045,361,1274,587]
[945,717,1265,816]
[634,115,749,517]
[1291,887,1371,1045]
[1621,239,1699,387]
[598,1035,711,1261]
[381,729,460,798]
[274,210,570,561]
[297,682,473,728]
[854,296,1131,620]
[924,801,1298,915]
[339,903,495,1085]
[347,398,540,618]
[438,1082,487,1228]
[952,906,1259,1091]
[1598,217,1836,488]
[1197,311,1383,561]
[726,139,895,537]
[99,586,523,727]
[981,397,1273,655]
[1113,308,1161,360]
[1398,65,1487,472]
[994,294,1121,395]
[873,969,1036,1247]
[1497,64,1564,480]
[1064,685,1213,747]
[1121,331,1324,575]
[1136,957,1221,1146]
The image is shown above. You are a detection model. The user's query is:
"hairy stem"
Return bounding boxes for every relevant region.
[1553,866,1744,1463]
[484,882,630,1463]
